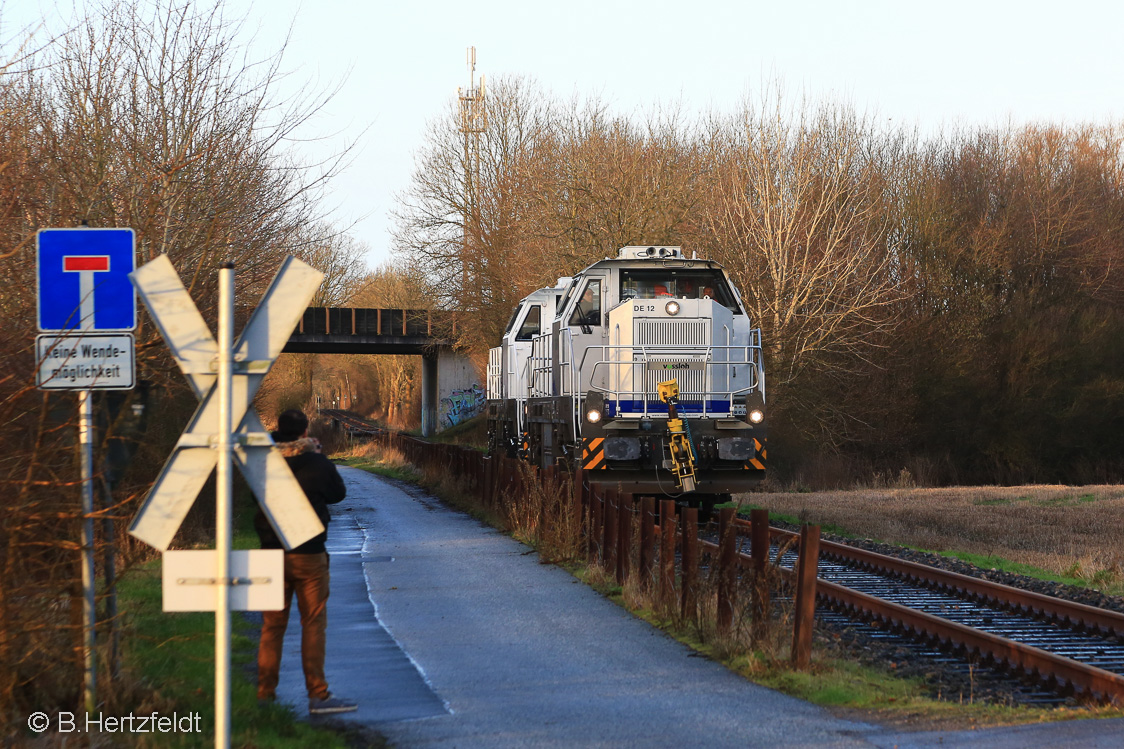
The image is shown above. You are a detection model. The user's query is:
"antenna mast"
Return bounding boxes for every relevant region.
[457,47,486,294]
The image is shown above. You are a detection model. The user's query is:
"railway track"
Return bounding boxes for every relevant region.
[728,520,1124,704]
[317,423,1124,705]
[319,408,387,436]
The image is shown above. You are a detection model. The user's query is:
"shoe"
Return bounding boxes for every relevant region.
[309,693,358,714]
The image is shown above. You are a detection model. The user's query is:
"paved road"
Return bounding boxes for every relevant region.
[271,467,1124,748]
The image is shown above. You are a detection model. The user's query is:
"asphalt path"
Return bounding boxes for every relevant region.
[269,466,1124,748]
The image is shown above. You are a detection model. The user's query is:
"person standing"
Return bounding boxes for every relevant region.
[256,409,357,714]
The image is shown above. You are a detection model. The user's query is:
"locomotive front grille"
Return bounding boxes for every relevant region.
[630,318,714,412]
[636,320,708,347]
[644,366,706,402]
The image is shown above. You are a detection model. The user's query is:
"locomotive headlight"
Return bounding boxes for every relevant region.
[748,409,764,424]
[664,300,680,316]
[583,390,606,425]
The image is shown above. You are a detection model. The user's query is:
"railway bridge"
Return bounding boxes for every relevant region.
[283,307,478,436]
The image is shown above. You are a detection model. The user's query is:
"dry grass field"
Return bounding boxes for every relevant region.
[737,485,1124,590]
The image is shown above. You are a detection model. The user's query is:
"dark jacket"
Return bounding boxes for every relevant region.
[254,436,346,554]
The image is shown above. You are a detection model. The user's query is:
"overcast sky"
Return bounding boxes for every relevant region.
[8,1,1124,269]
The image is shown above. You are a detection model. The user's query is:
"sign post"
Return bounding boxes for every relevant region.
[128,254,323,749]
[36,227,136,715]
[215,263,235,747]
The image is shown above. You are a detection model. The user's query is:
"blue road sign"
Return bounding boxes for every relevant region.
[37,228,136,332]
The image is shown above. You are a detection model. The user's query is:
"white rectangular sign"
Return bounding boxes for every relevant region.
[162,549,284,612]
[36,333,135,390]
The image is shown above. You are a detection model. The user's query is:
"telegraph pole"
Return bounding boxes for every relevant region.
[457,46,486,294]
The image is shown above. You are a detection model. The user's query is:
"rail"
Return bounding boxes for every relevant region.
[737,519,1124,704]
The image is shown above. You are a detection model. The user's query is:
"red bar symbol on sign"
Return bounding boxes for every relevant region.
[63,256,110,272]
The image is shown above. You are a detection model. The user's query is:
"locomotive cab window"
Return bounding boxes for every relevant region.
[569,279,602,327]
[503,306,523,335]
[619,270,742,313]
[515,305,542,341]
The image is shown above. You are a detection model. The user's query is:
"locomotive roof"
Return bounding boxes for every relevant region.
[574,246,728,276]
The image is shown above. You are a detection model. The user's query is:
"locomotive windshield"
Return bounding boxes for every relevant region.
[515,305,542,340]
[619,270,741,313]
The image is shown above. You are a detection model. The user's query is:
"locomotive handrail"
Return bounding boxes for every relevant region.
[528,332,554,398]
[575,344,762,418]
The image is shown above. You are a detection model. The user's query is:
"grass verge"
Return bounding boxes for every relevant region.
[741,484,1124,595]
[115,564,349,748]
[107,492,383,748]
[738,503,1101,591]
[336,454,422,483]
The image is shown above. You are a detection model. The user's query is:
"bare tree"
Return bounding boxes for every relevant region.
[700,92,901,389]
[0,0,357,726]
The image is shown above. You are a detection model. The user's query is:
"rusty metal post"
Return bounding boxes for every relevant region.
[616,492,632,585]
[590,483,602,561]
[750,509,770,643]
[498,457,509,507]
[680,507,698,623]
[540,464,555,541]
[482,456,492,506]
[791,524,821,670]
[717,507,737,634]
[750,508,770,573]
[490,456,500,508]
[639,496,655,590]
[573,466,585,544]
[603,487,618,572]
[659,500,676,612]
[505,457,516,505]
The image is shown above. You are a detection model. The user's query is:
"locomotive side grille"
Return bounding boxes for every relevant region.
[487,347,502,399]
[636,320,708,347]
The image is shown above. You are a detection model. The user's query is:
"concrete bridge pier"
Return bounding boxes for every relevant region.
[421,354,438,437]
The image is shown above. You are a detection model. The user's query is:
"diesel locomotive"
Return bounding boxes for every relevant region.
[486,246,766,507]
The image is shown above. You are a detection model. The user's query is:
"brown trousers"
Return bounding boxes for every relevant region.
[257,552,331,700]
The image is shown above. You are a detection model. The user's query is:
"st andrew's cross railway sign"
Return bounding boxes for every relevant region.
[128,255,325,551]
[38,228,136,332]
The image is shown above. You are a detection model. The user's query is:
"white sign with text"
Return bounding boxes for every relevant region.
[36,333,135,390]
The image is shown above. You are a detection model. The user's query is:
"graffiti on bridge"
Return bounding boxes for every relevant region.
[439,384,485,428]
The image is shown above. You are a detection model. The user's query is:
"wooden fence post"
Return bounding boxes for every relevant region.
[659,500,676,613]
[791,524,821,669]
[717,507,736,635]
[680,507,698,623]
